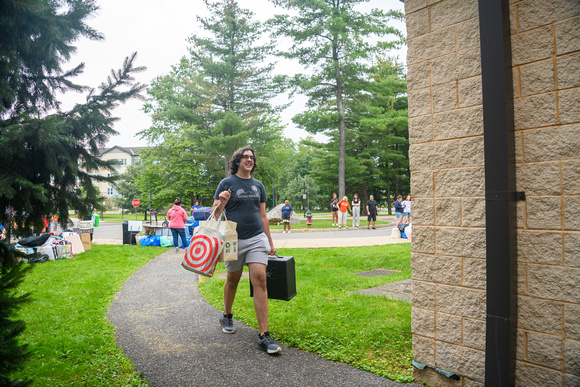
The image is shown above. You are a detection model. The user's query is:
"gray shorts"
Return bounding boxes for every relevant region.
[224,232,269,272]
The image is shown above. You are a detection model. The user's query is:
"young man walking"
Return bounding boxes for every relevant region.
[212,146,281,354]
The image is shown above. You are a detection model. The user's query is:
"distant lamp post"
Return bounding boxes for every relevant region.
[145,184,152,225]
[303,180,307,218]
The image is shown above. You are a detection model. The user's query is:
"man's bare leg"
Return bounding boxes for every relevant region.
[224,268,243,314]
[248,262,268,335]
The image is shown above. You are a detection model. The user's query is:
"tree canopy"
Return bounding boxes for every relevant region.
[267,0,405,199]
[139,0,290,206]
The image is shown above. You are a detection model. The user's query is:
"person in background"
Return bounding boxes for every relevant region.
[281,200,294,233]
[0,222,6,241]
[330,193,339,226]
[337,196,351,229]
[190,200,201,216]
[85,204,93,221]
[394,195,404,227]
[167,197,188,252]
[366,195,378,230]
[402,195,412,224]
[212,146,280,355]
[52,216,58,231]
[351,193,361,228]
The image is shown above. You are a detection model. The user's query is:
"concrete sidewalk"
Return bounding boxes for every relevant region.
[108,249,418,387]
[93,217,411,249]
[93,234,410,248]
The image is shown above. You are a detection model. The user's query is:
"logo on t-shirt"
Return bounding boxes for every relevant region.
[234,186,260,201]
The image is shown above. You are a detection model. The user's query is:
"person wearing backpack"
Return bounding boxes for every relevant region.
[167,197,188,252]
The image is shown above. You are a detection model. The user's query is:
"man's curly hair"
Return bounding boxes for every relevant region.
[229,146,256,176]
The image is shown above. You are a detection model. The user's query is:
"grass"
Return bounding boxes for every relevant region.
[99,211,395,226]
[99,213,146,223]
[198,243,414,382]
[12,243,412,384]
[269,218,391,230]
[13,245,170,386]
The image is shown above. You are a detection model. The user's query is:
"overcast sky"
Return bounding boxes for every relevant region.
[59,0,407,148]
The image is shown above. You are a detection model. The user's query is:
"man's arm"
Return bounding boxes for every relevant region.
[212,189,231,218]
[260,202,276,255]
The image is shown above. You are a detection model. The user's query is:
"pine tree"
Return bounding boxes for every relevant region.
[268,0,404,199]
[140,0,289,196]
[0,243,31,386]
[0,53,146,232]
[303,58,408,209]
[0,0,102,114]
[351,58,409,209]
[0,2,146,384]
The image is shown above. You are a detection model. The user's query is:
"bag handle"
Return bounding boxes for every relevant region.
[204,207,226,230]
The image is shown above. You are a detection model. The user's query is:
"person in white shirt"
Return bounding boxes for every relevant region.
[402,195,412,224]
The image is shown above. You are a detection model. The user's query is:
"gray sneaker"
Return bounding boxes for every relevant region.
[219,314,236,334]
[258,331,281,354]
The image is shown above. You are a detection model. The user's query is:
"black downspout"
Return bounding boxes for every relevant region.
[478,1,517,386]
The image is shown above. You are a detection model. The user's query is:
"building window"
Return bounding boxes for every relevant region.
[107,188,113,195]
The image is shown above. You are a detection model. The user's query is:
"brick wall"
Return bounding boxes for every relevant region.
[405,0,580,385]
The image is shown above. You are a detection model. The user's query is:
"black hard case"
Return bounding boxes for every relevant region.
[250,255,296,301]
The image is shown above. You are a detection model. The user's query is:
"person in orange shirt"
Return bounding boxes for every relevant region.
[337,196,351,229]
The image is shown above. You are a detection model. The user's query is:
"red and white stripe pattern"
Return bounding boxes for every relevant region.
[181,233,223,277]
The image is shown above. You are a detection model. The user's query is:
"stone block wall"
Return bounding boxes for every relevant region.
[405,0,580,385]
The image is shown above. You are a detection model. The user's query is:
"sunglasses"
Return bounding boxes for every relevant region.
[241,155,255,160]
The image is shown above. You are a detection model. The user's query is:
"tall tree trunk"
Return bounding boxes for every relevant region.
[386,181,392,215]
[361,188,369,215]
[334,49,346,199]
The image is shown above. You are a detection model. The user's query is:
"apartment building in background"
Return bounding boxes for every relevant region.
[94,146,145,199]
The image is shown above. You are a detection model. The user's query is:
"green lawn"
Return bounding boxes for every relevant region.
[99,212,394,227]
[13,245,170,386]
[12,243,413,384]
[198,244,413,382]
[269,218,391,230]
[99,213,147,223]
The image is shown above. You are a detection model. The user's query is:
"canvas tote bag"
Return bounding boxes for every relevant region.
[160,227,173,247]
[181,209,226,277]
[198,213,238,262]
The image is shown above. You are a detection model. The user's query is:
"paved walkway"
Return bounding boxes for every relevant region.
[108,249,417,387]
[93,215,409,248]
[106,220,417,386]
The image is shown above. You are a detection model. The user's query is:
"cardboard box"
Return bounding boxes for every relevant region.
[80,233,91,251]
[64,234,85,254]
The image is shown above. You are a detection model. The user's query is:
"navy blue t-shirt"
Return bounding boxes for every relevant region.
[281,205,293,218]
[214,175,267,240]
[394,200,404,213]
